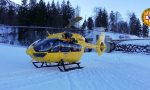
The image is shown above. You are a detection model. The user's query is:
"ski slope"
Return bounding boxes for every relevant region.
[0,44,150,90]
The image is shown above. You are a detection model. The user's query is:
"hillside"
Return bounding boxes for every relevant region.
[0,0,19,10]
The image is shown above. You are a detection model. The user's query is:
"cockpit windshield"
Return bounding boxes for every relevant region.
[34,38,57,52]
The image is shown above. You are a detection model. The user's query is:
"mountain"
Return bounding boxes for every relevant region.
[0,0,20,10]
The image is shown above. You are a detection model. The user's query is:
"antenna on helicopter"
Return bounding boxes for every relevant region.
[47,31,51,36]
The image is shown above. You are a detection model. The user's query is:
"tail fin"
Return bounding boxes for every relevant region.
[96,33,106,56]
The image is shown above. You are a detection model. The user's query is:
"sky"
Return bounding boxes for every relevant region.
[13,0,150,22]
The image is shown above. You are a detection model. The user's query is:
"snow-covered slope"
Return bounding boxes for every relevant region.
[0,44,150,90]
[0,0,20,10]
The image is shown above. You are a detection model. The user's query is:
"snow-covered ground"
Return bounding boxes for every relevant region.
[0,44,150,90]
[119,40,150,46]
[105,32,144,40]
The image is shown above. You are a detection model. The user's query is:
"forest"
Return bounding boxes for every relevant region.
[0,0,149,37]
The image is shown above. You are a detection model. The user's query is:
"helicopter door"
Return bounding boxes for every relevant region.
[46,46,63,63]
[69,44,83,62]
[60,43,82,63]
[60,46,71,62]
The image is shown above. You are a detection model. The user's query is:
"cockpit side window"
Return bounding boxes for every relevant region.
[59,41,71,52]
[49,46,60,52]
[48,40,61,53]
[60,47,70,52]
[70,44,82,52]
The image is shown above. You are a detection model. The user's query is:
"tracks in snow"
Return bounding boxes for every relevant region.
[0,57,150,90]
[0,68,62,90]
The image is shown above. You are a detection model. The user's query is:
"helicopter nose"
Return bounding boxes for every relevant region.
[26,48,32,55]
[26,46,35,56]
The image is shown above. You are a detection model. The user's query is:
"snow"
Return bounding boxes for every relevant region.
[0,44,150,90]
[105,32,142,40]
[0,26,18,34]
[0,0,20,10]
[119,40,150,46]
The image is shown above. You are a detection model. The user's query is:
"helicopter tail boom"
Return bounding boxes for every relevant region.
[84,33,106,56]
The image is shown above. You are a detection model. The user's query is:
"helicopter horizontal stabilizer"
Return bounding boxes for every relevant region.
[96,33,106,56]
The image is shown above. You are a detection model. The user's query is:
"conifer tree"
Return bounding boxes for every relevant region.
[87,17,94,30]
[82,19,87,29]
[129,13,137,35]
[142,23,149,37]
[135,19,142,37]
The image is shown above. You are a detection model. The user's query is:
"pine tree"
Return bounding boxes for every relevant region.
[18,0,29,25]
[51,0,62,27]
[18,0,29,41]
[56,1,63,27]
[109,11,115,32]
[34,0,47,26]
[30,0,37,7]
[81,19,87,29]
[102,8,108,28]
[0,6,5,24]
[142,23,149,37]
[22,0,28,7]
[46,2,53,27]
[118,21,129,34]
[61,0,75,27]
[95,8,102,27]
[87,17,94,30]
[95,8,108,29]
[8,6,16,25]
[114,11,121,32]
[129,13,137,35]
[56,1,61,13]
[75,5,80,28]
[135,19,142,37]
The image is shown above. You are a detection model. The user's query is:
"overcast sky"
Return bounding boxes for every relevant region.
[13,0,150,21]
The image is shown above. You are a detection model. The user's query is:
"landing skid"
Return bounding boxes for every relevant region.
[32,60,83,72]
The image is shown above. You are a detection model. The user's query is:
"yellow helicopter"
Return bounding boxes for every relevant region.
[26,17,106,72]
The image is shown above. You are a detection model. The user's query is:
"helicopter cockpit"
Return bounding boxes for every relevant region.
[33,38,82,53]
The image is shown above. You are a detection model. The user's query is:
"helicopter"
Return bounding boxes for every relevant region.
[26,17,106,72]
